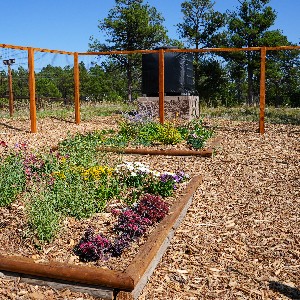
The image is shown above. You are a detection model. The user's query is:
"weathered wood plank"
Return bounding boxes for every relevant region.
[97,147,213,157]
[0,255,134,291]
[0,271,114,299]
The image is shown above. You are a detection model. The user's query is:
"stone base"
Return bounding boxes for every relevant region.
[137,95,199,121]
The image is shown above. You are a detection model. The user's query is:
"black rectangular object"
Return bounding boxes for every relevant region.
[142,51,194,96]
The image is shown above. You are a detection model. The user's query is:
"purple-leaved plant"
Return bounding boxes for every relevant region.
[135,194,169,225]
[113,209,152,240]
[74,193,170,261]
[74,228,112,262]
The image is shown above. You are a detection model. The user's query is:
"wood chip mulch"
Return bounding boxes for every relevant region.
[0,116,299,300]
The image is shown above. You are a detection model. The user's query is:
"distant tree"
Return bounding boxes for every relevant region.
[85,63,126,102]
[89,0,172,101]
[78,62,90,100]
[35,78,62,98]
[197,57,229,106]
[37,65,73,99]
[177,0,225,49]
[177,0,225,97]
[221,0,277,105]
[0,70,7,97]
[261,30,300,107]
[11,67,29,98]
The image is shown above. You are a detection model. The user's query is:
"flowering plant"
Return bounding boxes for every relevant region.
[74,193,170,261]
[100,115,213,149]
[115,161,188,201]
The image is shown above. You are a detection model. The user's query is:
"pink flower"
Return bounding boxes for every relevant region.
[0,141,7,147]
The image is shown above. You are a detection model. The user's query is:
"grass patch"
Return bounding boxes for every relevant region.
[200,106,300,125]
[0,100,135,120]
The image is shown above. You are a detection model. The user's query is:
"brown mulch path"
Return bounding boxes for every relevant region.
[0,116,299,299]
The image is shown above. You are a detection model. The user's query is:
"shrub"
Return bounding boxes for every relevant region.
[48,172,102,219]
[156,122,183,145]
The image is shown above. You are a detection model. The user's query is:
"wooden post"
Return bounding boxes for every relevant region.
[74,52,80,125]
[8,64,14,117]
[158,48,165,124]
[28,47,37,133]
[259,47,266,134]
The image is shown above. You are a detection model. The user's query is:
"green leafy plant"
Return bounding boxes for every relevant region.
[27,193,61,243]
[0,152,26,207]
[57,131,104,167]
[99,115,214,150]
[186,119,213,149]
[156,122,183,145]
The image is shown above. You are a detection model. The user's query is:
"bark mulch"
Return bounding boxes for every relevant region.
[0,116,299,300]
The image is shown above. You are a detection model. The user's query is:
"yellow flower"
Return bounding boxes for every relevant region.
[52,171,66,180]
[81,166,113,181]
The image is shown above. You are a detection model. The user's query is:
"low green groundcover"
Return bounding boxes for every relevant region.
[101,113,214,149]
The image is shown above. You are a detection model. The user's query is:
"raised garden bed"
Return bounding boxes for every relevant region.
[0,125,206,298]
[0,114,217,298]
[0,175,202,299]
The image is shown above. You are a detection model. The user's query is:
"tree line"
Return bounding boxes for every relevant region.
[1,0,299,107]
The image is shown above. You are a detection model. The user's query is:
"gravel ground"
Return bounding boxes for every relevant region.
[0,116,299,300]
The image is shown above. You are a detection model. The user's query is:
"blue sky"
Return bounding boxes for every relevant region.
[0,0,299,53]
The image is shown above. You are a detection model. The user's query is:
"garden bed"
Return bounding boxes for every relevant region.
[0,116,207,298]
[1,116,299,299]
[0,175,202,299]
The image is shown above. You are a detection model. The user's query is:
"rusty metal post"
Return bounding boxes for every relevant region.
[74,52,80,125]
[158,48,165,124]
[28,47,37,133]
[259,47,266,134]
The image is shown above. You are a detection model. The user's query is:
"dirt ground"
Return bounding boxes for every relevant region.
[0,116,299,299]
